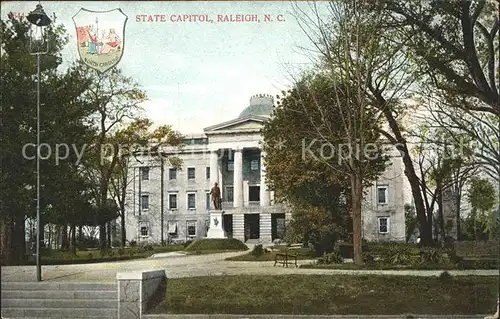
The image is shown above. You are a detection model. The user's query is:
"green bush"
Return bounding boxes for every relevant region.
[439,271,453,282]
[363,252,375,264]
[317,249,343,264]
[129,240,137,247]
[251,244,265,256]
[87,252,93,259]
[384,246,416,266]
[118,249,124,256]
[419,247,447,265]
[185,239,248,252]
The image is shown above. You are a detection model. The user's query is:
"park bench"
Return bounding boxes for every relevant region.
[274,248,298,268]
[454,241,498,268]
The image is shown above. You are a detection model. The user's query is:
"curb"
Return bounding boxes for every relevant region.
[143,315,490,319]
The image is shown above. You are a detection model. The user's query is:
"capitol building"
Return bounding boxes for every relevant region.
[124,94,407,244]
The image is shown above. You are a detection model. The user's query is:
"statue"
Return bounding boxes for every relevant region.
[210,182,222,210]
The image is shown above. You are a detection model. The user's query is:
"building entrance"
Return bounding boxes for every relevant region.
[244,214,260,241]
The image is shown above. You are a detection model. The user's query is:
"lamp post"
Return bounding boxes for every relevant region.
[27,2,51,282]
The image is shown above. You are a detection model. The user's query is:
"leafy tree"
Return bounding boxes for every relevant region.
[0,16,94,263]
[410,125,479,242]
[467,177,498,239]
[78,67,147,250]
[374,0,499,113]
[108,119,184,247]
[263,70,388,264]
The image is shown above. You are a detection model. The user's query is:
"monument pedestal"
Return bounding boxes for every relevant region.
[206,210,227,239]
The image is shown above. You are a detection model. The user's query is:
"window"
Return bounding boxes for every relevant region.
[168,221,178,235]
[140,226,148,237]
[206,192,211,209]
[378,217,390,234]
[168,193,177,209]
[141,194,149,210]
[187,193,196,209]
[249,185,260,201]
[377,186,388,204]
[225,186,234,202]
[187,221,196,236]
[250,159,259,171]
[187,167,195,180]
[140,167,149,180]
[206,167,210,179]
[227,160,234,171]
[169,168,177,180]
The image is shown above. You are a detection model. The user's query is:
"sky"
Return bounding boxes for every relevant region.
[3,1,330,134]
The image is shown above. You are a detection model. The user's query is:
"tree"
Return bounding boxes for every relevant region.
[0,16,94,264]
[467,177,498,239]
[410,125,479,242]
[375,0,499,114]
[79,67,146,250]
[263,69,389,265]
[109,119,183,247]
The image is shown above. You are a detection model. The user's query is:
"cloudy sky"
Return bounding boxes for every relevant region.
[4,1,329,134]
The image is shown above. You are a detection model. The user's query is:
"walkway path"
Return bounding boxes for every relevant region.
[1,251,497,282]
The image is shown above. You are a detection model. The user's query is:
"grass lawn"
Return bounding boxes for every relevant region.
[184,238,248,252]
[226,248,315,261]
[300,262,498,270]
[155,274,497,315]
[25,238,248,265]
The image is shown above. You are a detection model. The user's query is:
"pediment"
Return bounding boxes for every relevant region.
[204,115,268,134]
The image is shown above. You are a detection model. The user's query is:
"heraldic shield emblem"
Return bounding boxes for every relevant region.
[72,8,128,73]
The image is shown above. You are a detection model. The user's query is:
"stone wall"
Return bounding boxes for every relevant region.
[117,270,166,319]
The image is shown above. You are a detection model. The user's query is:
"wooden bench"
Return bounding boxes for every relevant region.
[274,249,298,267]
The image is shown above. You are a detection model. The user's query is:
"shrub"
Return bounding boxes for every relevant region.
[185,239,248,251]
[363,252,375,264]
[108,251,115,257]
[128,249,135,256]
[112,239,121,248]
[184,240,193,248]
[118,249,124,256]
[129,240,137,247]
[317,250,344,264]
[419,247,447,265]
[384,246,416,265]
[312,232,337,256]
[439,271,452,282]
[251,244,265,256]
[87,252,93,259]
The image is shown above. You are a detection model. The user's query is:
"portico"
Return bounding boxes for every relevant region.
[204,94,277,242]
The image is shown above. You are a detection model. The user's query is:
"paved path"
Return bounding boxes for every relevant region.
[1,251,497,282]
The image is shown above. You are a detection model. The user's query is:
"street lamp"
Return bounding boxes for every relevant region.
[27,2,51,282]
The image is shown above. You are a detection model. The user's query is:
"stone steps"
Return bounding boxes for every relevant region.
[1,281,118,318]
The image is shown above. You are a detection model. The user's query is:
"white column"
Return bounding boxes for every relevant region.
[210,150,219,186]
[233,149,243,208]
[260,150,270,207]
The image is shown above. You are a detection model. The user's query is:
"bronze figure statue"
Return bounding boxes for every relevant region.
[210,182,222,210]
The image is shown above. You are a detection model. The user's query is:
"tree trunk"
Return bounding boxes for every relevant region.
[456,190,462,240]
[121,214,126,248]
[61,224,69,251]
[0,219,13,265]
[71,225,76,256]
[374,95,433,246]
[351,173,363,265]
[78,225,83,246]
[107,222,112,247]
[13,214,26,264]
[437,181,445,243]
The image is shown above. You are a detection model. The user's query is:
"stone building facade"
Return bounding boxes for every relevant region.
[124,94,406,244]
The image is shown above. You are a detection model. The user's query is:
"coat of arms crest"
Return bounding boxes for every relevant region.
[72,8,127,73]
